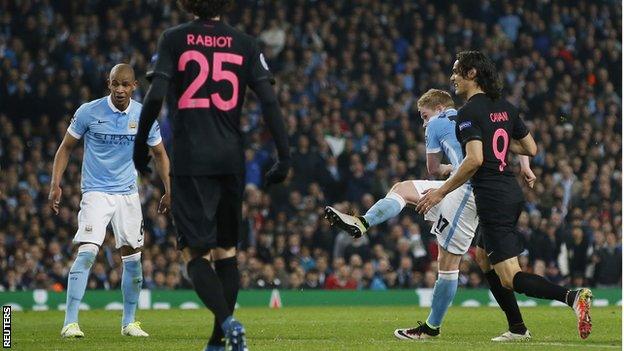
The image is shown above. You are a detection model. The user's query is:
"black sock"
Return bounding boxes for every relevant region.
[358,216,370,229]
[208,257,240,346]
[512,271,569,305]
[565,289,579,307]
[484,270,527,334]
[187,258,231,326]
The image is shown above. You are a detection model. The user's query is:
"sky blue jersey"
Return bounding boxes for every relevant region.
[68,96,162,194]
[424,108,464,171]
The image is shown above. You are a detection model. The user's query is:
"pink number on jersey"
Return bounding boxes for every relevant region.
[211,53,243,111]
[492,128,509,172]
[178,50,210,109]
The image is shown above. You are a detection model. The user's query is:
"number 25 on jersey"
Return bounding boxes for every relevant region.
[178,50,243,111]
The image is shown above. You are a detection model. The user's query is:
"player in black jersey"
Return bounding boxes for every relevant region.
[133,1,290,350]
[416,51,592,340]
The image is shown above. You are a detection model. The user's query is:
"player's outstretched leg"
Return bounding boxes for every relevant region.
[476,247,531,342]
[325,181,415,237]
[497,259,593,339]
[207,254,240,351]
[61,243,98,338]
[394,247,459,340]
[120,250,148,337]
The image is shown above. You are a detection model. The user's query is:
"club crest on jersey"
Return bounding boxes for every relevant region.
[459,121,472,131]
[85,225,92,232]
[129,121,138,130]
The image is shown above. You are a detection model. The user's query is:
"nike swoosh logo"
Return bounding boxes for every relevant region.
[487,252,494,257]
[97,120,107,123]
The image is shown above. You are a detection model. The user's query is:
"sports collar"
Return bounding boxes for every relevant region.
[107,95,132,114]
[424,108,457,127]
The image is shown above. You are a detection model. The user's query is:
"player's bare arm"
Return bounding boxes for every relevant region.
[426,152,452,177]
[510,134,537,188]
[150,142,171,214]
[518,155,536,189]
[416,140,483,214]
[509,133,537,157]
[49,132,80,215]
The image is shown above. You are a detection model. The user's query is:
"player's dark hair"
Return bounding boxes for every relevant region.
[456,51,502,100]
[178,0,232,19]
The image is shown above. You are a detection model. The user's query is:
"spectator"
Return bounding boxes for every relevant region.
[302,269,321,290]
[594,232,622,287]
[325,265,357,290]
[254,264,282,289]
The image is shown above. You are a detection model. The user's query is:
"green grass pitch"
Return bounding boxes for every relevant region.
[11,306,622,350]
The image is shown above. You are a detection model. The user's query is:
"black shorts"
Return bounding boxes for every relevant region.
[475,201,524,265]
[171,174,243,252]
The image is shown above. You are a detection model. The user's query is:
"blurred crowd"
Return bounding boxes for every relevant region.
[0,0,621,292]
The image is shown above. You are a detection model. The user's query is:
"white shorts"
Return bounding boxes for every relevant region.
[73,191,144,249]
[412,180,478,255]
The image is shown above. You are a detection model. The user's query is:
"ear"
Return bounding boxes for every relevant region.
[467,68,477,80]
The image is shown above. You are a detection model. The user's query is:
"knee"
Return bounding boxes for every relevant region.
[390,181,414,203]
[392,181,411,196]
[499,274,515,290]
[77,243,99,256]
[73,243,99,269]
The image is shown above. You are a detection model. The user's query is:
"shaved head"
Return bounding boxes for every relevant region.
[108,64,137,111]
[110,63,135,81]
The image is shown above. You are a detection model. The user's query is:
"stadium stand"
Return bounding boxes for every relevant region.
[0,0,621,291]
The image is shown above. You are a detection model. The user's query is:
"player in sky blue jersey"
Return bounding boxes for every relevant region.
[49,64,171,339]
[326,89,532,341]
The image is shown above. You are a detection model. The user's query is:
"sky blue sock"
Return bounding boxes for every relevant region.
[426,270,459,328]
[122,252,143,327]
[363,192,406,227]
[64,249,96,326]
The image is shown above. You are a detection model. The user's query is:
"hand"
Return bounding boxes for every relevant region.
[264,159,291,186]
[439,164,453,177]
[415,188,445,214]
[521,167,536,188]
[158,193,171,214]
[48,185,62,215]
[133,142,152,176]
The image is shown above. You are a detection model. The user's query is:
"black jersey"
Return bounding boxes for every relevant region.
[455,93,529,203]
[148,19,274,175]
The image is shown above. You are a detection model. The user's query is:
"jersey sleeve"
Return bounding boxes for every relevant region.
[512,112,530,140]
[67,103,90,139]
[456,108,482,146]
[248,40,275,86]
[425,121,441,154]
[147,120,163,146]
[147,30,174,81]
